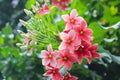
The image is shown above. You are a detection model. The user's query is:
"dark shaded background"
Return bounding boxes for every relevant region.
[0,0,120,80]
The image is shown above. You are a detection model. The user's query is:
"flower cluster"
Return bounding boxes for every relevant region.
[38,3,50,15]
[52,0,72,10]
[39,9,101,80]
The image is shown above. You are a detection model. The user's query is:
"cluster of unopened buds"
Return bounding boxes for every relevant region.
[16,30,36,55]
[38,4,101,80]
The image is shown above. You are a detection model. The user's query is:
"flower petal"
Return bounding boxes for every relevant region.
[40,50,48,58]
[50,58,57,67]
[76,17,87,27]
[42,58,50,66]
[69,55,77,63]
[70,9,78,18]
[89,44,98,50]
[57,60,64,68]
[87,57,92,64]
[69,30,76,40]
[43,70,52,76]
[77,53,83,64]
[64,61,72,70]
[60,32,69,40]
[62,14,70,22]
[52,51,59,58]
[71,75,78,80]
[48,44,53,52]
[59,42,66,50]
[91,51,101,58]
[83,51,91,58]
[85,28,92,36]
[52,72,63,80]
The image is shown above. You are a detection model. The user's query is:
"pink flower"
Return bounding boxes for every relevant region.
[44,66,63,80]
[87,44,101,63]
[40,44,58,67]
[74,41,91,64]
[63,73,78,80]
[74,25,92,42]
[59,30,80,53]
[57,49,77,70]
[38,3,50,15]
[62,9,87,30]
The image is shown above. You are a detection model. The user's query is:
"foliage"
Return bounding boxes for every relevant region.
[0,0,120,80]
[0,0,27,31]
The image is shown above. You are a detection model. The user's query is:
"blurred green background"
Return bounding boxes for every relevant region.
[0,0,120,80]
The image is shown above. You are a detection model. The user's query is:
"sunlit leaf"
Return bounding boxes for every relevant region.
[0,36,4,45]
[89,22,107,44]
[110,6,118,16]
[25,0,36,9]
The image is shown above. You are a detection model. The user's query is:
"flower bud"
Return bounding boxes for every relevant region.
[20,45,27,50]
[16,43,23,46]
[36,1,40,7]
[32,5,38,13]
[45,0,50,3]
[19,19,27,26]
[24,9,33,16]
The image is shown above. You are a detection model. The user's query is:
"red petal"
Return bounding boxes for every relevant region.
[92,51,101,58]
[57,60,64,68]
[43,70,52,76]
[69,55,77,63]
[64,61,72,70]
[89,44,98,50]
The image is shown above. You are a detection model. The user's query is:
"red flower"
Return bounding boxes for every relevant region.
[63,73,78,80]
[74,25,92,42]
[57,49,77,70]
[38,3,50,15]
[74,41,91,64]
[87,44,101,63]
[52,0,72,10]
[44,67,63,80]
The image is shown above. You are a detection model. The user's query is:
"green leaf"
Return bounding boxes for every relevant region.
[0,36,4,45]
[102,22,120,30]
[12,48,19,58]
[110,6,118,16]
[89,22,107,44]
[98,46,120,64]
[2,24,12,35]
[1,47,10,58]
[98,46,111,54]
[101,53,112,63]
[25,0,36,9]
[104,37,117,43]
[110,55,120,65]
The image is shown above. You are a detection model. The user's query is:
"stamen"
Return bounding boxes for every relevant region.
[80,31,84,35]
[67,39,71,44]
[48,54,52,58]
[63,57,68,60]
